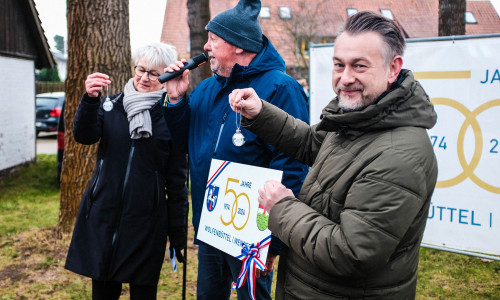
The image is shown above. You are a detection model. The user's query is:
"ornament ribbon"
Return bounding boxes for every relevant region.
[234,235,271,300]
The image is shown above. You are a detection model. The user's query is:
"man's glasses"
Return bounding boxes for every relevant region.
[134,66,160,81]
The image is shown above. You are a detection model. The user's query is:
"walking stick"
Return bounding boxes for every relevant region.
[182,157,190,300]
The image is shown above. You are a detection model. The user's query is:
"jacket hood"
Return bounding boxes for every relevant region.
[216,35,285,82]
[317,70,437,133]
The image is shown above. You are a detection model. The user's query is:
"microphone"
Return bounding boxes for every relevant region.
[158,53,208,83]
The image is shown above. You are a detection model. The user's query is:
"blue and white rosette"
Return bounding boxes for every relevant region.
[233,235,272,300]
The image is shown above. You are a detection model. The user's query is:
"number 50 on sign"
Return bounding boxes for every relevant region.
[197,159,283,259]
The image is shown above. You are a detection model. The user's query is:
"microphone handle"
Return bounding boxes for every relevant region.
[158,54,207,83]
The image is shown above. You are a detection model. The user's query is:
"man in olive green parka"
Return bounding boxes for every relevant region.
[228,11,438,299]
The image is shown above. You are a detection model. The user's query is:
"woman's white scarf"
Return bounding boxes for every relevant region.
[123,78,164,139]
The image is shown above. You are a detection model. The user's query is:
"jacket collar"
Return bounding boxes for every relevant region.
[214,35,286,88]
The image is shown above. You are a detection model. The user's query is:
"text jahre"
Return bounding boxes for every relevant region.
[480,69,500,84]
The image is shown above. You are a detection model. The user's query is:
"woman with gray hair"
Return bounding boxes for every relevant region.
[65,42,188,299]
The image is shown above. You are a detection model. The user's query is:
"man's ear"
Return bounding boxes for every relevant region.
[388,56,403,84]
[235,47,244,54]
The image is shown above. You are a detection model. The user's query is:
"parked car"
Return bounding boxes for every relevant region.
[57,102,65,182]
[35,92,65,135]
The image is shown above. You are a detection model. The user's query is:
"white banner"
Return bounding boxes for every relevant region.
[309,35,500,256]
[198,159,283,260]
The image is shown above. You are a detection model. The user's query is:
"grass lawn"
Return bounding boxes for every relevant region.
[0,154,499,299]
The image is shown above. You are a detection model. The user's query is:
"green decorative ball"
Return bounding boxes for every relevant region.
[257,213,269,231]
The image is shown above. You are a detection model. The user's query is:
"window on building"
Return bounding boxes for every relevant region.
[380,9,394,20]
[260,6,270,19]
[465,11,477,24]
[347,8,358,16]
[279,6,292,19]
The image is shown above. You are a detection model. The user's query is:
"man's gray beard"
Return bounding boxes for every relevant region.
[338,96,369,112]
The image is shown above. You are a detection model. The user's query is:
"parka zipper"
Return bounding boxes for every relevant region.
[153,171,160,214]
[86,159,103,219]
[113,142,135,246]
[213,112,229,156]
[104,101,160,279]
[106,139,135,279]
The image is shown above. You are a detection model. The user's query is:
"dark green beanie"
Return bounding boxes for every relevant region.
[205,0,263,53]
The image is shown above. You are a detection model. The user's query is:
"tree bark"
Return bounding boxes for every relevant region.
[58,0,131,233]
[187,0,212,91]
[267,0,334,81]
[439,0,466,36]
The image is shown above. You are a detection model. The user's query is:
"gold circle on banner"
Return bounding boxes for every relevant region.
[230,192,251,231]
[431,97,500,194]
[466,99,500,194]
[220,191,251,231]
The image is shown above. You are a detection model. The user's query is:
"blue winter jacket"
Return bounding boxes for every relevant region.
[162,36,309,254]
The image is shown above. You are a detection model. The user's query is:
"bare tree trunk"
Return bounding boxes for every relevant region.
[187,0,211,91]
[439,0,466,36]
[268,0,333,81]
[58,0,131,233]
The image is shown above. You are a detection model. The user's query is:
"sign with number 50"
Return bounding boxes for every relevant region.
[198,159,283,259]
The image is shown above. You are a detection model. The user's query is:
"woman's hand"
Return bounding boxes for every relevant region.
[163,59,190,104]
[85,73,111,98]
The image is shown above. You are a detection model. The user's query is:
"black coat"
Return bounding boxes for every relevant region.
[65,93,188,285]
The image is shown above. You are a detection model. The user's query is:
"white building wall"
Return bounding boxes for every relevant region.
[0,56,36,171]
[52,50,67,81]
[57,58,67,81]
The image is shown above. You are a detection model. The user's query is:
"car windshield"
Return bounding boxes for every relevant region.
[36,98,59,108]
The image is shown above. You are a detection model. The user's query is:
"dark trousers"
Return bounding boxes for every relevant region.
[92,279,158,300]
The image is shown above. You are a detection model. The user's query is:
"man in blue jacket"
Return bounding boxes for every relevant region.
[162,0,309,299]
